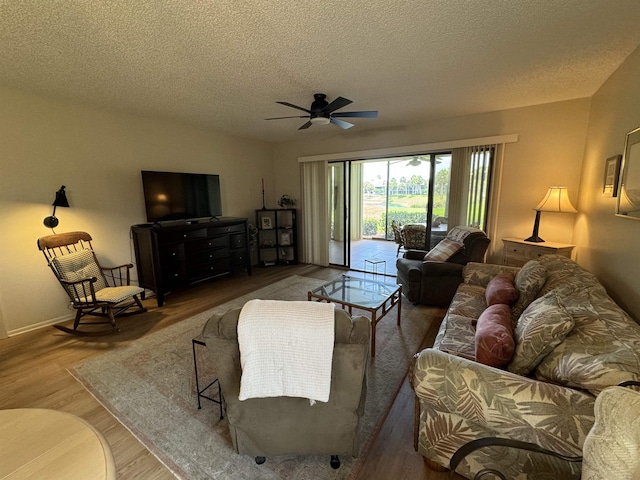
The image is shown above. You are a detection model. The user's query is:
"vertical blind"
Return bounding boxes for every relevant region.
[466,144,495,230]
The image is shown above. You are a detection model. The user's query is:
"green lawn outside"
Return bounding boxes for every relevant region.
[362,193,447,237]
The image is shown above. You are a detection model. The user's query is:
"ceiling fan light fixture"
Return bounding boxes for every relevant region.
[310,116,330,125]
[268,93,377,130]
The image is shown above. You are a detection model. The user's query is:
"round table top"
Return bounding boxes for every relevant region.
[0,408,116,480]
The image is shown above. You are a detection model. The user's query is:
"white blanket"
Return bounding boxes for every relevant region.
[237,299,335,404]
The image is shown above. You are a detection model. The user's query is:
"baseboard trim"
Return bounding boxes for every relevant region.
[8,313,74,337]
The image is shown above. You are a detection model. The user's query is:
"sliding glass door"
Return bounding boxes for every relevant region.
[329,153,452,273]
[329,162,349,267]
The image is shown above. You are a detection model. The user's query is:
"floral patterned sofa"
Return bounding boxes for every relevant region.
[411,254,640,479]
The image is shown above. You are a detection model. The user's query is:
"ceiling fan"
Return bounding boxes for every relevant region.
[266,93,378,130]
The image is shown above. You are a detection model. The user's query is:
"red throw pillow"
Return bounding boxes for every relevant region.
[475,304,515,368]
[485,272,519,306]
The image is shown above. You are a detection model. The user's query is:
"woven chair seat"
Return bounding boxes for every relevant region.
[80,285,145,304]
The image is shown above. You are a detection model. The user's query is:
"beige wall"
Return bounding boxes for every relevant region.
[274,98,590,263]
[4,43,640,335]
[0,87,274,335]
[573,45,640,321]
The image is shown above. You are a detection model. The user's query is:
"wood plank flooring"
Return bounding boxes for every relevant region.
[0,265,462,480]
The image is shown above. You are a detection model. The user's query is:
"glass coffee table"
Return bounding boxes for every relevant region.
[308,275,402,358]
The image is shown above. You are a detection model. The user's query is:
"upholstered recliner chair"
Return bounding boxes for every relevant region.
[202,305,370,468]
[396,226,490,306]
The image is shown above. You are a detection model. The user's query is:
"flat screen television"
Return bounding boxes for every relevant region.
[141,170,222,223]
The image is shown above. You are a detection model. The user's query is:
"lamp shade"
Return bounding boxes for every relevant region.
[525,186,577,243]
[535,186,577,213]
[52,185,70,208]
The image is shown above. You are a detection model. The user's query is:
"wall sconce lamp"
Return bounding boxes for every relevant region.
[525,186,577,243]
[43,185,70,228]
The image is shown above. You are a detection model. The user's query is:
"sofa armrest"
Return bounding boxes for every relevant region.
[450,437,582,480]
[404,249,428,260]
[420,261,464,278]
[411,349,594,477]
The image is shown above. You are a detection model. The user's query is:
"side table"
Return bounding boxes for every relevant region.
[192,336,223,419]
[502,237,575,267]
[0,408,116,479]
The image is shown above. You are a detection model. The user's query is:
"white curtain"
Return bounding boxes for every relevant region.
[448,147,471,229]
[300,161,329,266]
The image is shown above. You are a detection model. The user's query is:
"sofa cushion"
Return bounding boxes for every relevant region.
[475,304,515,367]
[447,283,487,319]
[508,290,575,375]
[511,260,547,322]
[535,287,640,394]
[582,386,640,479]
[52,249,108,291]
[485,272,519,306]
[433,313,477,361]
[463,262,520,288]
[536,254,605,297]
[423,238,464,262]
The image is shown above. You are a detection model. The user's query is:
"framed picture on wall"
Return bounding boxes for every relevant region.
[603,154,622,196]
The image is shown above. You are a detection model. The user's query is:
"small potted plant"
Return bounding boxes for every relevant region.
[278,195,297,208]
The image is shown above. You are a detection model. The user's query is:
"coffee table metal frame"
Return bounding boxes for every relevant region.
[308,275,401,358]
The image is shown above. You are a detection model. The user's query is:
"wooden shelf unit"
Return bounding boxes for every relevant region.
[256,209,298,266]
[131,217,251,306]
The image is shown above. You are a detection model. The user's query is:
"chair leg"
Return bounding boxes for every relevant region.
[133,294,146,312]
[73,309,83,330]
[106,306,117,328]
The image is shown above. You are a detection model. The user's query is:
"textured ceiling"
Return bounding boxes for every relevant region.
[2,1,640,143]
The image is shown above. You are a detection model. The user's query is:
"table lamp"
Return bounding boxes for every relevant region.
[525,186,577,243]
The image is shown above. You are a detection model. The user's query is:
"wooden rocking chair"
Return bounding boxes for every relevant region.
[37,231,147,335]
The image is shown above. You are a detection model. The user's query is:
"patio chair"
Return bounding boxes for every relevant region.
[37,231,147,335]
[391,220,404,256]
[400,223,427,250]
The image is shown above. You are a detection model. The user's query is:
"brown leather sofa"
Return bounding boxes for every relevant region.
[202,307,370,469]
[395,226,490,306]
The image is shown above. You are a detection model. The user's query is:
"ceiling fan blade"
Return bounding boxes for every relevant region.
[324,96,352,114]
[332,110,378,118]
[330,117,354,130]
[298,121,313,130]
[265,115,309,120]
[276,101,311,113]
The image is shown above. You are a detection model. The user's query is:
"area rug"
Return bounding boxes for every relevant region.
[70,275,441,480]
